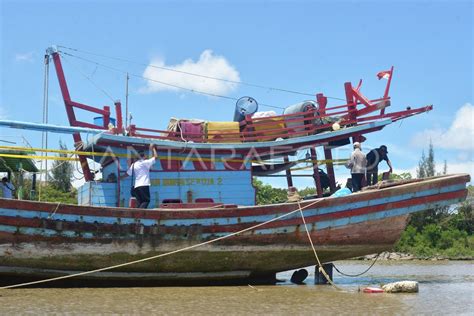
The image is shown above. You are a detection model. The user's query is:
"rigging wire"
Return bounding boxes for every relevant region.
[58,45,332,99]
[60,53,116,103]
[60,52,284,110]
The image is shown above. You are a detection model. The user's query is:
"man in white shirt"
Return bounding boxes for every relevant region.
[345,142,367,192]
[1,177,15,199]
[122,144,158,208]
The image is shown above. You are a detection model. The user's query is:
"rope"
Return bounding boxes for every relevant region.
[58,46,349,102]
[0,145,247,164]
[0,198,324,289]
[332,253,381,277]
[60,52,284,110]
[48,202,61,219]
[0,153,78,162]
[60,53,116,103]
[297,200,343,291]
[57,46,316,97]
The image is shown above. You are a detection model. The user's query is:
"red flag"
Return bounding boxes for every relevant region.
[377,70,391,80]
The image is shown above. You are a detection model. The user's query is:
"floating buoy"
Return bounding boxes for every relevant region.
[362,286,384,293]
[382,281,419,293]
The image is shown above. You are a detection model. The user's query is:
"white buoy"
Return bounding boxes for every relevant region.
[332,122,340,131]
[382,281,419,293]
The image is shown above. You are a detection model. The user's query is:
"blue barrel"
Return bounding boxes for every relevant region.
[94,116,116,127]
[233,97,258,122]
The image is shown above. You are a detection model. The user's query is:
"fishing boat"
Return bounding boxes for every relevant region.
[0,46,469,286]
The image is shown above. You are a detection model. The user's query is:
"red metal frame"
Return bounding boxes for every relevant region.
[51,52,124,180]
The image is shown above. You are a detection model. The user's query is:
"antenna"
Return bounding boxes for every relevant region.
[125,72,129,127]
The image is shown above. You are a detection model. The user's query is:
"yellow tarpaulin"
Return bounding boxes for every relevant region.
[206,122,241,143]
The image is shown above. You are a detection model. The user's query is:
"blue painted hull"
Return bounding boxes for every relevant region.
[0,174,469,285]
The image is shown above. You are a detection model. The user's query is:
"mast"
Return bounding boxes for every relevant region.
[41,53,49,185]
[125,72,129,127]
[47,46,94,181]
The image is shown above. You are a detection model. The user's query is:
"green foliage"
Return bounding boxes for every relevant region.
[50,140,74,193]
[299,187,316,197]
[417,151,427,179]
[447,196,473,234]
[11,175,29,200]
[416,141,436,178]
[253,179,317,205]
[254,179,287,205]
[9,174,77,204]
[378,172,412,182]
[38,184,77,204]
[398,141,473,258]
[426,142,436,177]
[396,186,474,258]
[395,224,473,258]
[411,141,449,231]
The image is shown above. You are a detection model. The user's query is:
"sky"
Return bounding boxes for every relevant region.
[0,0,473,188]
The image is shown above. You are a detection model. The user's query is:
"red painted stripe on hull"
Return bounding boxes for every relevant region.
[0,175,468,220]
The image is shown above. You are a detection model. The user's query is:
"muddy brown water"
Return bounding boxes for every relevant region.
[1,261,472,315]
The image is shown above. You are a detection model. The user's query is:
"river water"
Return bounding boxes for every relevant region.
[1,261,472,315]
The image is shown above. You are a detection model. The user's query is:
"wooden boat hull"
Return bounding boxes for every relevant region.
[0,174,469,286]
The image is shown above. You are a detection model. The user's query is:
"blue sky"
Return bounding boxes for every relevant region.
[1,0,473,187]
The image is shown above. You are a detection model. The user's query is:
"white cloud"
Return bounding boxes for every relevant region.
[445,161,474,179]
[15,52,35,63]
[140,50,240,96]
[411,103,474,150]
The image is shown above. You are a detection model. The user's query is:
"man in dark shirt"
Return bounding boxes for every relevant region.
[366,145,393,186]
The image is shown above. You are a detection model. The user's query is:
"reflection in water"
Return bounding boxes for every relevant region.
[0,261,473,315]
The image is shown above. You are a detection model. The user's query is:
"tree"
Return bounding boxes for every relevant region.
[426,141,435,177]
[416,140,436,179]
[411,142,448,231]
[39,184,77,204]
[50,140,74,193]
[253,179,318,205]
[417,151,426,179]
[254,179,287,205]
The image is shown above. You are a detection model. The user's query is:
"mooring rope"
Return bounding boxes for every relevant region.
[48,202,61,220]
[332,253,381,277]
[0,198,325,289]
[297,201,344,291]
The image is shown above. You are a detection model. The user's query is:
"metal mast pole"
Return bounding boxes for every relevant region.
[42,53,50,184]
[125,72,129,127]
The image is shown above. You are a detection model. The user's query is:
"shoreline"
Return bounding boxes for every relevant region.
[355,251,474,261]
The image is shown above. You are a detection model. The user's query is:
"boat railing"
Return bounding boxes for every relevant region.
[126,103,373,143]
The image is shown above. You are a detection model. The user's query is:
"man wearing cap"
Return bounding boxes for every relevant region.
[346,142,367,192]
[366,145,393,186]
[122,144,158,208]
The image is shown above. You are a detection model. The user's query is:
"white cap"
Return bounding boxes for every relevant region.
[353,142,361,148]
